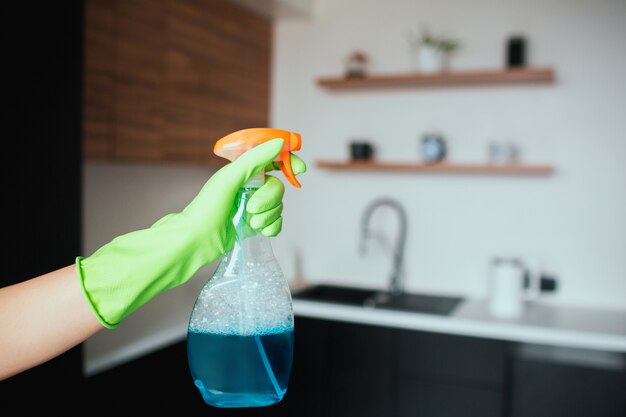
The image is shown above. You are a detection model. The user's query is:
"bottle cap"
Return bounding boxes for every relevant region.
[214,128,302,188]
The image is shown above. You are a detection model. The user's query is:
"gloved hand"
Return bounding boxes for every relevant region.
[76,138,306,329]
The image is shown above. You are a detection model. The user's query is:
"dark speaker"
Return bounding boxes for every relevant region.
[507,36,527,68]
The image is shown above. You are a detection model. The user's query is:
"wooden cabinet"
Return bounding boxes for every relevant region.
[83,0,271,165]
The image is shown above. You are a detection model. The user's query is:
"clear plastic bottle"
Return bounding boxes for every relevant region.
[187,128,301,408]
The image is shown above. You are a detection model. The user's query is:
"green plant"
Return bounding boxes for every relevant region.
[406,26,461,53]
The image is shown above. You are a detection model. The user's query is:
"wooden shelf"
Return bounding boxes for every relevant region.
[317,67,555,90]
[316,160,554,175]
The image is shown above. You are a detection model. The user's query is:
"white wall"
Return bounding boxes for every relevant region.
[270,0,626,309]
[83,0,626,374]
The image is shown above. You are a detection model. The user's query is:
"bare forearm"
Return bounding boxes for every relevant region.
[0,264,104,380]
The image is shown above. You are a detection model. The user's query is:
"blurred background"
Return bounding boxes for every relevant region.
[4,0,625,415]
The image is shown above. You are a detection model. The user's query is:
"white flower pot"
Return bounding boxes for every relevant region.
[414,46,446,73]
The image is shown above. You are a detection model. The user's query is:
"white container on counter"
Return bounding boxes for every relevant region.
[488,258,526,318]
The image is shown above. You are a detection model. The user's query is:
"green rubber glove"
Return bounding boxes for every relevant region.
[76,138,306,329]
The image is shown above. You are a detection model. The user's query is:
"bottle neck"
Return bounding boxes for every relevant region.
[224,185,276,273]
[233,184,274,246]
[232,168,265,237]
[233,186,259,239]
[243,171,265,189]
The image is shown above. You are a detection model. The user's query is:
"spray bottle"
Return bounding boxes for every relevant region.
[187,128,302,408]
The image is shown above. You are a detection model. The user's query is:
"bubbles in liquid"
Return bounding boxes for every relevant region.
[189,258,293,335]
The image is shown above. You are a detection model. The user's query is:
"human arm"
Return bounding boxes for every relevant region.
[0,265,102,380]
[0,138,306,380]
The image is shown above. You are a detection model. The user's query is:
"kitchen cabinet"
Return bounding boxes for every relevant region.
[81,314,625,416]
[289,317,509,417]
[270,315,333,416]
[508,344,626,417]
[82,316,332,416]
[288,316,626,417]
[83,0,271,164]
[328,321,395,417]
[394,330,508,417]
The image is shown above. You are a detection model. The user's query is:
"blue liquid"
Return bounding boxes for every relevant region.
[187,329,294,408]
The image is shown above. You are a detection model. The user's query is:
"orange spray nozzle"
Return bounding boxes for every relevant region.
[214,128,303,188]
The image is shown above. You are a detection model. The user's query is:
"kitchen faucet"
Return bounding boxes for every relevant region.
[359,197,408,295]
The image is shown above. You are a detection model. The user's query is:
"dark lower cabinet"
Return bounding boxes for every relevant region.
[293,318,510,417]
[289,318,626,417]
[328,321,394,417]
[83,341,207,413]
[395,379,504,417]
[509,345,626,417]
[393,330,508,417]
[82,316,626,417]
[270,316,332,417]
[83,316,331,416]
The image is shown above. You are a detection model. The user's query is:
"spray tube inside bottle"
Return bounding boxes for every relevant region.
[187,128,302,408]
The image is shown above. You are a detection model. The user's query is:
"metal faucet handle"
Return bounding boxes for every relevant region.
[358,197,408,295]
[359,229,393,256]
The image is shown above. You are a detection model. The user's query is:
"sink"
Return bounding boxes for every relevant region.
[367,291,463,315]
[292,284,463,316]
[292,284,378,307]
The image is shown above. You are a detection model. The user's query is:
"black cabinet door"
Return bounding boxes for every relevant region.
[393,329,508,417]
[268,316,333,417]
[83,317,332,416]
[395,379,504,417]
[509,345,626,417]
[395,330,508,385]
[328,321,395,417]
[290,317,508,417]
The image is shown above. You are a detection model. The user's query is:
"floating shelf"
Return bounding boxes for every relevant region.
[316,161,554,176]
[317,67,556,90]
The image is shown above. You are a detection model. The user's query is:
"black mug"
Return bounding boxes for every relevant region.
[350,141,374,161]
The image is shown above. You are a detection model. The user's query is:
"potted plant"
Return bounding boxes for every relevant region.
[406,27,461,73]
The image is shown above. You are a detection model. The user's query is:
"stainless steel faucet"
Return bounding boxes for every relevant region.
[359,197,408,295]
